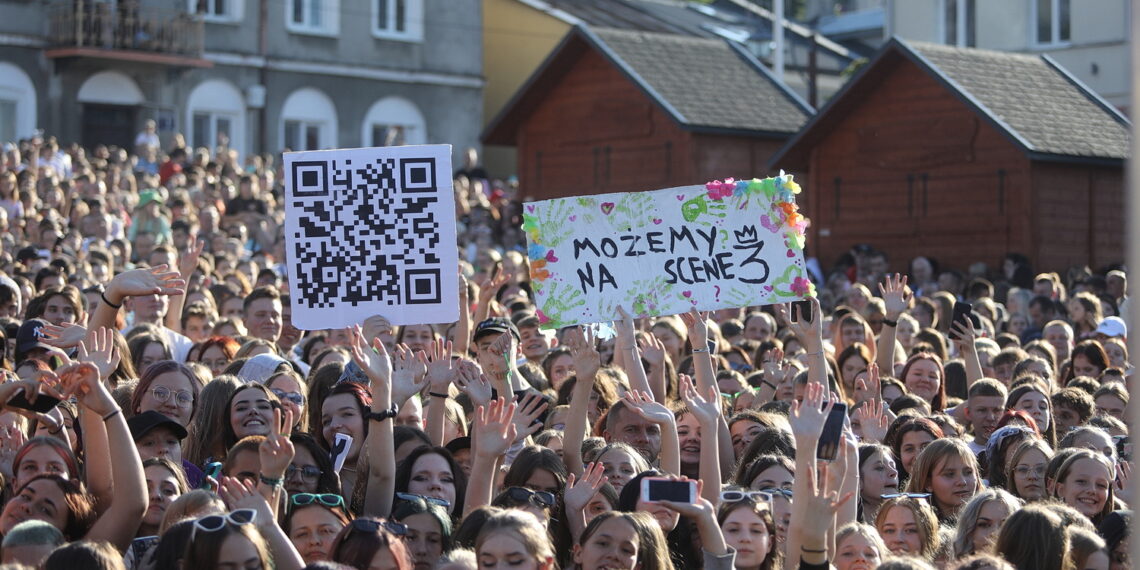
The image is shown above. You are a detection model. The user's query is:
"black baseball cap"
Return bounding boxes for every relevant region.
[16,318,51,353]
[16,247,44,264]
[472,317,521,343]
[127,411,188,441]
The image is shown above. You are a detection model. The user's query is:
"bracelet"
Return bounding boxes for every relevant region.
[881,318,897,327]
[801,547,827,553]
[428,391,450,399]
[100,291,122,310]
[805,350,824,356]
[258,473,283,487]
[691,347,709,353]
[365,403,400,423]
[761,380,777,391]
[101,408,122,422]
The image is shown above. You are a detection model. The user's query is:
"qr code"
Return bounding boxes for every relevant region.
[288,152,445,310]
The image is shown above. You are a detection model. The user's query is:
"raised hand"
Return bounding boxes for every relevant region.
[679,309,710,351]
[853,361,882,404]
[637,334,666,368]
[564,462,608,514]
[40,322,87,349]
[789,382,834,443]
[614,306,637,351]
[775,298,823,352]
[0,424,27,481]
[679,375,721,427]
[853,397,890,444]
[488,329,517,365]
[259,407,295,481]
[78,327,121,382]
[349,325,391,388]
[424,338,456,392]
[55,362,115,414]
[455,360,493,407]
[107,265,186,300]
[622,390,674,426]
[218,476,274,523]
[391,344,429,405]
[563,326,600,382]
[473,398,519,458]
[877,273,911,318]
[949,318,978,353]
[178,239,205,280]
[510,393,548,443]
[798,462,855,538]
[657,478,715,519]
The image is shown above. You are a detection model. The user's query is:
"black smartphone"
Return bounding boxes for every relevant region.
[816,402,847,461]
[642,477,697,503]
[949,302,973,340]
[1115,436,1132,462]
[793,300,813,324]
[7,391,61,414]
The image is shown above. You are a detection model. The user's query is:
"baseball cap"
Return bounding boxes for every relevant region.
[127,410,188,441]
[16,318,51,353]
[16,247,44,264]
[472,317,521,343]
[1095,316,1127,339]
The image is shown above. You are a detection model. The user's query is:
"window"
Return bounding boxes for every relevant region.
[192,112,234,149]
[186,79,246,156]
[373,0,423,41]
[1035,0,1071,45]
[0,100,16,143]
[361,97,426,147]
[193,0,243,22]
[284,121,322,151]
[941,0,975,47]
[287,0,339,35]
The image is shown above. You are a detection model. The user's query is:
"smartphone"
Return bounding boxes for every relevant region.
[949,302,973,340]
[1115,436,1132,462]
[7,391,61,414]
[201,462,223,489]
[792,300,813,323]
[641,477,697,503]
[816,402,848,461]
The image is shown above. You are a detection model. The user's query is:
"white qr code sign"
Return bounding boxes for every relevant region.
[284,144,459,330]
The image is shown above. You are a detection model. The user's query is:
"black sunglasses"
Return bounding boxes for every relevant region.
[505,486,556,507]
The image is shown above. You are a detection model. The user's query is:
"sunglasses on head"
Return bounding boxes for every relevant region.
[505,487,556,507]
[271,389,305,406]
[720,490,771,503]
[349,518,408,537]
[880,493,931,500]
[758,487,793,499]
[290,493,344,510]
[190,508,256,541]
[396,492,451,508]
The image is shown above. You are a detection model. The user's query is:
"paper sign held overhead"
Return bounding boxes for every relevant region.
[523,175,814,328]
[283,144,459,330]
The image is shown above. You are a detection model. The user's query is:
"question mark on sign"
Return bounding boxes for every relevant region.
[714,285,721,302]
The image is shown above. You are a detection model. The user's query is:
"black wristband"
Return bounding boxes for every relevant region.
[761,380,777,391]
[365,403,400,423]
[101,291,122,310]
[881,318,897,327]
[428,391,450,399]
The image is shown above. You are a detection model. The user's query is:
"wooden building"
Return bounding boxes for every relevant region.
[482,25,814,201]
[769,38,1130,272]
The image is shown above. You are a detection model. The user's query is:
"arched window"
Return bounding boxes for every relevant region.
[361,96,426,147]
[0,63,37,141]
[77,71,144,105]
[280,87,337,150]
[186,79,246,155]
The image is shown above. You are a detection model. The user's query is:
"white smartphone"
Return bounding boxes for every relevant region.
[640,477,697,503]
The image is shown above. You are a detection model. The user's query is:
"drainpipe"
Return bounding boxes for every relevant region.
[258,0,268,153]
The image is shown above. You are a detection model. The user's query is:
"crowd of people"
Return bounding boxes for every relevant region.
[0,133,1132,570]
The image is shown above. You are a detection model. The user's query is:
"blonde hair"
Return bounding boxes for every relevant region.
[905,438,981,520]
[875,497,940,559]
[159,489,226,533]
[475,511,554,569]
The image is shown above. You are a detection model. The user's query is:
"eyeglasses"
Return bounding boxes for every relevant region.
[291,493,344,509]
[396,492,451,508]
[272,389,305,406]
[880,493,931,500]
[190,508,256,541]
[728,361,753,373]
[1014,465,1046,478]
[759,487,794,499]
[286,464,322,482]
[349,518,407,537]
[720,490,771,503]
[151,386,193,407]
[505,487,556,507]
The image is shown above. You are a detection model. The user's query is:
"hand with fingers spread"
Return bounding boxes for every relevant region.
[105,265,186,305]
[854,397,890,444]
[679,375,720,427]
[178,239,206,280]
[0,425,26,481]
[637,334,667,369]
[853,361,882,404]
[789,382,834,445]
[797,462,856,545]
[259,407,296,481]
[56,362,117,416]
[350,325,391,389]
[564,326,600,383]
[510,393,548,443]
[564,462,608,515]
[40,322,87,349]
[424,338,456,393]
[878,273,911,320]
[1116,461,1133,505]
[218,476,275,521]
[679,309,710,351]
[455,361,493,408]
[473,398,519,460]
[622,390,675,427]
[78,327,121,382]
[391,344,429,405]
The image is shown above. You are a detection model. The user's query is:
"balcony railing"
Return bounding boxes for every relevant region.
[48,0,204,57]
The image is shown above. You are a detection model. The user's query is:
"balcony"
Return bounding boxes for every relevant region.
[47,0,211,68]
